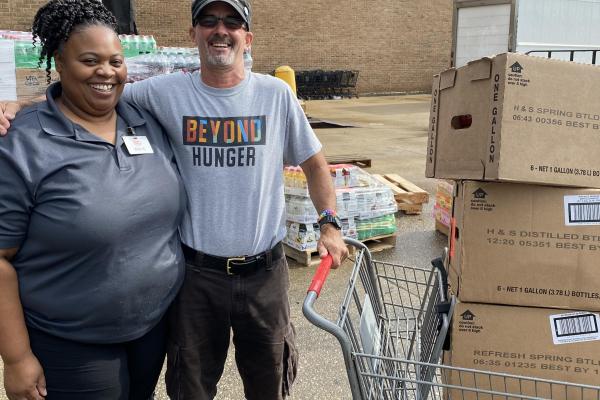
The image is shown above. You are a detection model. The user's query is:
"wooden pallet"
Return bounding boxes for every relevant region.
[284,244,327,267]
[284,234,397,267]
[358,234,397,253]
[371,174,429,215]
[325,154,372,168]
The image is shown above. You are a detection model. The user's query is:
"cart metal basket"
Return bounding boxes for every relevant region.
[303,238,600,400]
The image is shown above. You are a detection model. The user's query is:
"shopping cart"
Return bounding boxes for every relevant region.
[303,238,600,400]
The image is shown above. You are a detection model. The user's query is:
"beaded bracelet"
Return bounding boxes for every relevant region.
[318,208,337,221]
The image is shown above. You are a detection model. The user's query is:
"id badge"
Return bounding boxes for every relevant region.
[123,136,154,155]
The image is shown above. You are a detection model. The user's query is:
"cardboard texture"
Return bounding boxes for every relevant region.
[445,302,600,399]
[16,68,58,100]
[450,180,600,311]
[426,74,441,177]
[426,53,600,188]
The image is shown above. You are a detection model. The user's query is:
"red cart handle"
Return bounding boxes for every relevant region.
[307,255,333,297]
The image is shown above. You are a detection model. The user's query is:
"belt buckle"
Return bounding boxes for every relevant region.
[226,257,246,275]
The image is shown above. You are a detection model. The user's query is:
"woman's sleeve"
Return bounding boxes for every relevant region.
[0,143,33,248]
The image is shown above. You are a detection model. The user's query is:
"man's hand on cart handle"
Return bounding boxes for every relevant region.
[317,225,348,268]
[307,255,333,297]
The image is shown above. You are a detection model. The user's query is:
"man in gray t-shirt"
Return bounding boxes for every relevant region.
[0,0,348,398]
[146,2,347,398]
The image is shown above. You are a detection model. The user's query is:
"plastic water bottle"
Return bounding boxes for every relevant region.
[14,39,38,68]
[158,53,173,74]
[138,35,147,55]
[243,48,253,72]
[131,35,141,56]
[119,35,131,57]
[148,36,157,54]
[140,35,155,55]
[172,52,187,71]
[14,40,28,67]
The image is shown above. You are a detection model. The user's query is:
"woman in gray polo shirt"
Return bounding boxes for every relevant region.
[0,1,186,399]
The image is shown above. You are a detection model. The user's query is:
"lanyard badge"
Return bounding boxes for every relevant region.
[123,127,154,155]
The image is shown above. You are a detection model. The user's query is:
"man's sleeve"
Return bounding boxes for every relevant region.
[283,86,322,166]
[122,78,154,112]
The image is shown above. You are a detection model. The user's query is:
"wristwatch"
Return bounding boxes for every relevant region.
[318,214,342,230]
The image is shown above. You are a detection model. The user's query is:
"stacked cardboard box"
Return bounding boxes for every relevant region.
[283,164,397,251]
[14,68,59,101]
[426,53,600,395]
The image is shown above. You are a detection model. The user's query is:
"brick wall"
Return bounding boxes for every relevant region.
[2,0,47,30]
[3,0,453,94]
[134,0,192,47]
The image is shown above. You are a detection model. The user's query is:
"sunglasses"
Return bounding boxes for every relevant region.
[196,15,246,30]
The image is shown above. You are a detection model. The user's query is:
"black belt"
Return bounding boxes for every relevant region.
[182,242,284,276]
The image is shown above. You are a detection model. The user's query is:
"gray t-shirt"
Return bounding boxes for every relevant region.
[123,71,321,256]
[0,83,186,343]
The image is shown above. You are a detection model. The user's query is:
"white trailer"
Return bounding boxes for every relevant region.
[452,0,600,67]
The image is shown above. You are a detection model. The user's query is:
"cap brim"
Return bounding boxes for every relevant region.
[192,0,250,29]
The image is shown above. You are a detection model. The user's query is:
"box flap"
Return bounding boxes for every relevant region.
[467,57,492,81]
[439,69,456,90]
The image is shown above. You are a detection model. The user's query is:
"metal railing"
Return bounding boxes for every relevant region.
[525,49,600,65]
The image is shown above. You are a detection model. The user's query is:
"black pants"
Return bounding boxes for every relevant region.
[166,249,298,400]
[28,316,166,400]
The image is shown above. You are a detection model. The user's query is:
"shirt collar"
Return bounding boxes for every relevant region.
[38,82,147,138]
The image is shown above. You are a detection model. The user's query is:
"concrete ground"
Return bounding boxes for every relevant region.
[0,94,447,399]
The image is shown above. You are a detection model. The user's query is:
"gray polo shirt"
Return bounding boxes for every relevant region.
[0,83,186,343]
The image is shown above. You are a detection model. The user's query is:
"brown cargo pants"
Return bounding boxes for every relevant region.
[165,246,298,400]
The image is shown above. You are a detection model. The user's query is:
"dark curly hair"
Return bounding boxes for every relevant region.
[32,0,118,83]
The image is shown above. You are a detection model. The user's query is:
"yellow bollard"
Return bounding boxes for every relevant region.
[274,65,297,96]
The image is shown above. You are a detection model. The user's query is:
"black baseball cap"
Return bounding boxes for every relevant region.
[191,0,252,30]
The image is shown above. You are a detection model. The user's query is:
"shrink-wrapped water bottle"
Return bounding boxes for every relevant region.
[119,35,131,57]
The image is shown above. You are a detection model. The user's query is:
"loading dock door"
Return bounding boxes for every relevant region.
[454,4,511,67]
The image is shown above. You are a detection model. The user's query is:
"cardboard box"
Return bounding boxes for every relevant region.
[426,53,600,188]
[450,180,600,311]
[445,302,600,399]
[435,219,450,236]
[16,68,58,100]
